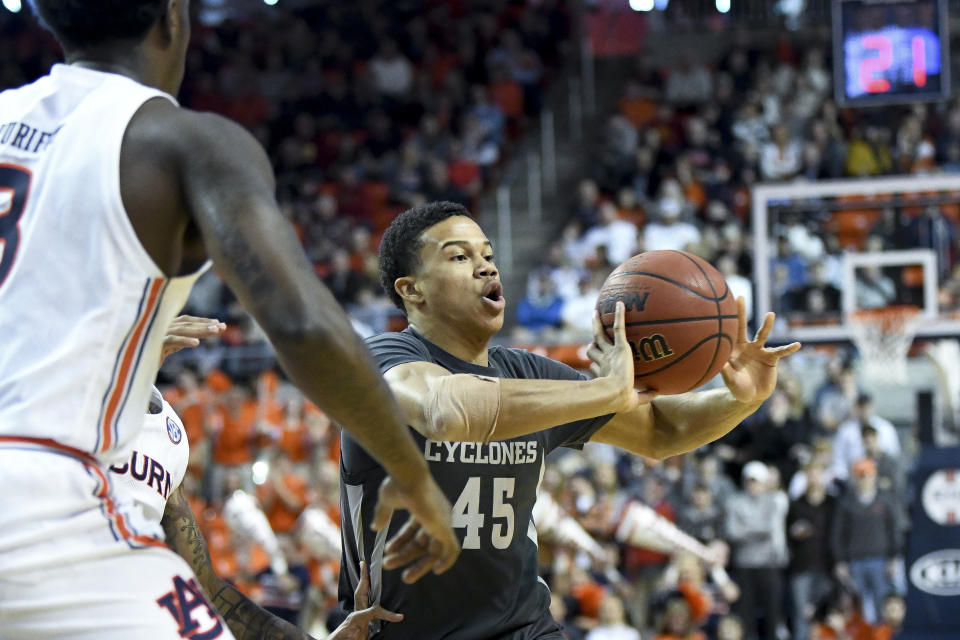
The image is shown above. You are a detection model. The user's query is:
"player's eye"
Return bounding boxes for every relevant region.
[451,254,467,261]
[484,255,495,263]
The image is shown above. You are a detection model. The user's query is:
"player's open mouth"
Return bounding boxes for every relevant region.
[481,281,505,311]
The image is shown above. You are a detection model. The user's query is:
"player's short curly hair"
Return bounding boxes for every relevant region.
[379,201,471,311]
[30,0,168,50]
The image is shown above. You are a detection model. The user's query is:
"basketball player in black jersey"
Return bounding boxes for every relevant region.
[339,201,801,640]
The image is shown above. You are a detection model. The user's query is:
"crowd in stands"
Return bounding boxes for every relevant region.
[2,3,930,638]
[516,39,960,342]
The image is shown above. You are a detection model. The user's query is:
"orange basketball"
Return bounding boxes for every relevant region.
[596,250,738,394]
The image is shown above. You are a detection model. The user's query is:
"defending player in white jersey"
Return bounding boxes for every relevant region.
[111,315,402,639]
[0,1,456,637]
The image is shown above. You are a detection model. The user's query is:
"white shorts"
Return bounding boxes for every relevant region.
[0,439,236,639]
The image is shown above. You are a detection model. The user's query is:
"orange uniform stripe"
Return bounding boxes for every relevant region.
[99,279,165,452]
[0,436,167,549]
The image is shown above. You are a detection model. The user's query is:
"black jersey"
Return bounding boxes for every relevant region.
[339,328,613,640]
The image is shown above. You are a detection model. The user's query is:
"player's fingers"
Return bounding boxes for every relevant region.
[736,297,748,344]
[400,553,436,584]
[366,605,404,623]
[384,519,420,554]
[164,336,200,350]
[768,342,802,358]
[432,540,458,575]
[753,312,775,345]
[589,362,601,378]
[586,344,604,363]
[384,543,429,572]
[354,561,370,607]
[613,301,627,345]
[593,310,612,348]
[168,321,225,337]
[371,494,396,533]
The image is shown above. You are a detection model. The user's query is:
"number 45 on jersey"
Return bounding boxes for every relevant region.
[452,477,516,550]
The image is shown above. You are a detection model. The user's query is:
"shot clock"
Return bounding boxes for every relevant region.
[833,0,950,107]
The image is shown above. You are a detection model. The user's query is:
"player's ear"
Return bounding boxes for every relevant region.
[159,0,185,45]
[395,276,424,306]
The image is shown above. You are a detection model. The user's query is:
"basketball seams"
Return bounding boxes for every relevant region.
[606,270,730,302]
[600,314,737,330]
[633,334,735,380]
[675,251,727,391]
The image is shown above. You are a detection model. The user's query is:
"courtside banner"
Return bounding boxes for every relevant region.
[903,446,960,639]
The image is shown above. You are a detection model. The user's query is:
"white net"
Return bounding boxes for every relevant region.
[846,307,922,385]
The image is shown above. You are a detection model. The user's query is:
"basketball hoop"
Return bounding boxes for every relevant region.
[846,306,922,385]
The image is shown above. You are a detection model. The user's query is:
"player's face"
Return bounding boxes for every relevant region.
[412,216,505,336]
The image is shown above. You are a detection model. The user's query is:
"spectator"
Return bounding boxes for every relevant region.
[832,394,901,483]
[368,39,414,99]
[716,615,746,640]
[861,423,906,504]
[551,592,587,640]
[788,260,841,318]
[585,595,641,640]
[665,57,713,106]
[573,179,604,230]
[854,266,897,309]
[581,202,640,266]
[787,461,836,640]
[651,595,706,640]
[724,461,788,640]
[873,594,906,640]
[832,459,903,624]
[759,124,802,181]
[516,271,565,337]
[677,483,724,545]
[323,248,368,307]
[717,254,753,323]
[644,192,701,253]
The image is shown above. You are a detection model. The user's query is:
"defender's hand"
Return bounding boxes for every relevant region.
[371,474,459,584]
[328,561,403,639]
[161,315,226,363]
[587,301,657,413]
[721,298,801,405]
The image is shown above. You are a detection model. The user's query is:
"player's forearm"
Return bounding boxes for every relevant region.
[160,490,309,639]
[491,377,621,440]
[208,580,311,640]
[644,388,761,459]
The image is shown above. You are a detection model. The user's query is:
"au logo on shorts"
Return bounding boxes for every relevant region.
[166,417,182,445]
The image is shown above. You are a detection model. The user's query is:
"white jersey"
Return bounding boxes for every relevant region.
[109,387,189,523]
[0,64,204,462]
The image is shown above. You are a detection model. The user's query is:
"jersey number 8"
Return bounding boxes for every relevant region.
[0,164,31,290]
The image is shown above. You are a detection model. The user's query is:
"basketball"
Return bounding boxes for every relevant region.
[596,250,738,395]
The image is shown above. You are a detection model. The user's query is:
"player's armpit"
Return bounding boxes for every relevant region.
[160,487,312,640]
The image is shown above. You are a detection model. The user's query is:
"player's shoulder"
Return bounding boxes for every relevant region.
[365,329,431,357]
[489,345,585,382]
[125,101,262,165]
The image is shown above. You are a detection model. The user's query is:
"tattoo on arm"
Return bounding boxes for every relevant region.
[210,581,310,640]
[160,488,309,640]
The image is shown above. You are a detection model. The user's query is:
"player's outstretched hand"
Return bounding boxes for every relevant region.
[372,474,459,584]
[721,298,801,405]
[587,301,658,413]
[328,561,403,640]
[161,315,227,363]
